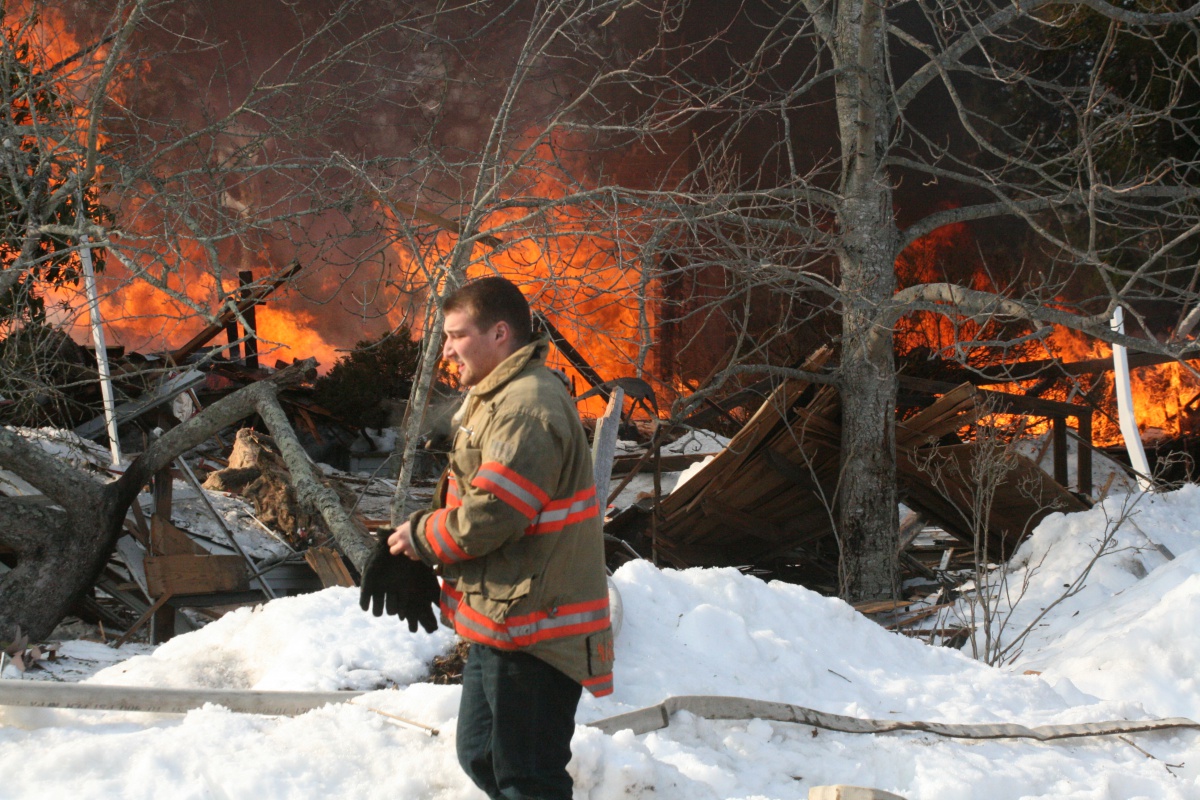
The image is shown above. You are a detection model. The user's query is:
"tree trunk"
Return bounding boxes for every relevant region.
[391,302,448,524]
[0,360,373,642]
[837,300,900,601]
[0,496,100,641]
[0,428,134,642]
[831,0,900,602]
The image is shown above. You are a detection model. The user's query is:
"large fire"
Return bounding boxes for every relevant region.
[11,4,657,413]
[7,7,359,375]
[896,220,1200,447]
[17,5,1195,442]
[382,130,657,419]
[1018,327,1200,446]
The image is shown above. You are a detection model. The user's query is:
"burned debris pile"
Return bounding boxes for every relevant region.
[604,347,1099,596]
[0,312,1140,654]
[0,316,424,646]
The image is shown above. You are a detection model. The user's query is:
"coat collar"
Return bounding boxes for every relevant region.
[469,337,549,399]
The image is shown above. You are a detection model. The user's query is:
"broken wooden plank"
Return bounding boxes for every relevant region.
[853,598,916,615]
[661,347,832,515]
[612,451,709,476]
[304,547,355,588]
[144,554,249,596]
[113,593,175,648]
[895,383,981,449]
[74,370,206,442]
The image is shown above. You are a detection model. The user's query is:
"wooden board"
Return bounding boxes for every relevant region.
[897,443,1088,561]
[660,346,832,515]
[304,547,355,588]
[144,554,249,596]
[150,516,209,556]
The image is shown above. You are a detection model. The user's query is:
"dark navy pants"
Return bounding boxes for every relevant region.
[456,644,583,800]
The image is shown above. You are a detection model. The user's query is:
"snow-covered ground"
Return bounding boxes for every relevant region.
[5,482,1200,798]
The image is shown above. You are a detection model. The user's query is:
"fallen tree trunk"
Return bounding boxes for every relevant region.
[0,359,373,642]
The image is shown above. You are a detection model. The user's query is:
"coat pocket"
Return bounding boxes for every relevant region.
[450,446,482,487]
[586,628,615,677]
[454,555,532,626]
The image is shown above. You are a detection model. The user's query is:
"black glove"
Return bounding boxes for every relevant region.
[359,533,441,633]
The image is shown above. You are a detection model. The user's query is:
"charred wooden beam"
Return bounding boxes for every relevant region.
[532,311,606,391]
[970,351,1200,385]
[900,376,1086,421]
[239,270,260,369]
[168,261,301,364]
[74,370,206,442]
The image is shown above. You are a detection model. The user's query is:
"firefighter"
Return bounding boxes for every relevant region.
[361,275,613,799]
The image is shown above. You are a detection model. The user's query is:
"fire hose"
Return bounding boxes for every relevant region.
[1,679,1196,744]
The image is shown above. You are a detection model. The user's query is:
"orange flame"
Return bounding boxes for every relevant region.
[385,129,658,418]
[1022,328,1200,446]
[895,221,1200,447]
[13,10,657,407]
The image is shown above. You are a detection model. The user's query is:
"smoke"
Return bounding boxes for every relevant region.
[36,0,642,370]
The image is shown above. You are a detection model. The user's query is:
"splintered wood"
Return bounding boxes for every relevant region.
[304,546,356,588]
[648,350,1088,577]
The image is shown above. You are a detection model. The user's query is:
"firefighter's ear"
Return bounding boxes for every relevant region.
[492,319,510,344]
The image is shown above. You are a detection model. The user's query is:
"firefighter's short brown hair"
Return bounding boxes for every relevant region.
[443,276,533,346]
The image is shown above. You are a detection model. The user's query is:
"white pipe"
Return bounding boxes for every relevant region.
[0,678,362,716]
[590,386,624,511]
[79,230,122,466]
[1111,307,1153,490]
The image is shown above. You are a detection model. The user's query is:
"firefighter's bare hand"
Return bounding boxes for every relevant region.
[388,521,420,560]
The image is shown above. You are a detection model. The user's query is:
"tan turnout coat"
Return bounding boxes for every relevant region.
[408,338,615,696]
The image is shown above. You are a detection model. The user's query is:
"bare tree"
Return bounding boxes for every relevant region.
[315,1,1200,603]
[8,0,1200,619]
[368,1,1200,603]
[546,1,1200,601]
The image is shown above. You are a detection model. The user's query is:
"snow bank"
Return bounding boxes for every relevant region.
[5,486,1200,798]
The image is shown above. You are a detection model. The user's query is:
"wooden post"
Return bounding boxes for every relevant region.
[224,304,241,361]
[150,468,176,643]
[1077,409,1093,498]
[150,603,176,645]
[239,271,259,369]
[1052,416,1068,488]
[168,261,300,364]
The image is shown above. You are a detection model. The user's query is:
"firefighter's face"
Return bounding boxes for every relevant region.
[442,308,512,387]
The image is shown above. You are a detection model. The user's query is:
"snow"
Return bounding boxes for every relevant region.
[5,485,1200,797]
